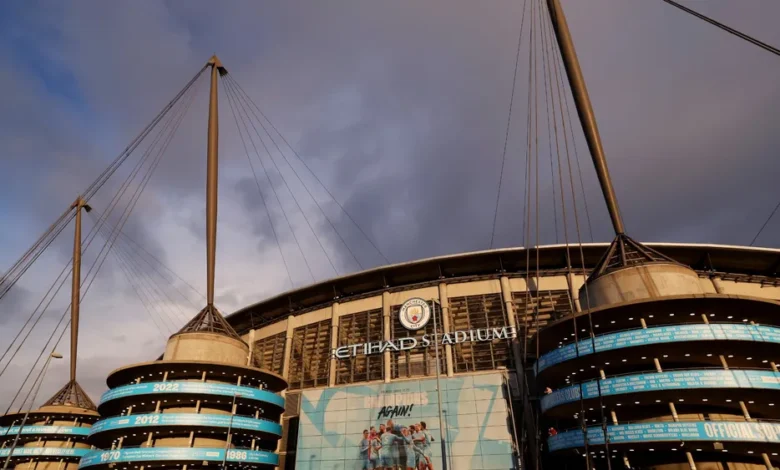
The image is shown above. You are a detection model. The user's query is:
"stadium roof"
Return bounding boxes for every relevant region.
[226,242,780,335]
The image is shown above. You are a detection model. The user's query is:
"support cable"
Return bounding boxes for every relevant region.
[661,0,780,58]
[539,4,560,245]
[549,25,594,242]
[519,0,536,463]
[544,0,610,465]
[222,79,295,288]
[1,70,198,395]
[531,2,544,467]
[0,209,74,302]
[110,222,205,302]
[490,0,530,249]
[225,78,340,277]
[222,78,316,282]
[226,76,391,265]
[92,218,185,329]
[105,239,173,338]
[0,65,206,304]
[750,200,779,246]
[90,211,198,312]
[87,215,172,338]
[228,78,364,273]
[540,4,603,466]
[226,77,360,273]
[82,65,208,200]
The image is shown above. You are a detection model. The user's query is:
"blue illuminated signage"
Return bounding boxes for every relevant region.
[537,323,780,373]
[99,382,284,408]
[549,421,780,451]
[90,413,282,436]
[542,369,780,412]
[0,426,90,437]
[0,447,90,458]
[78,447,278,468]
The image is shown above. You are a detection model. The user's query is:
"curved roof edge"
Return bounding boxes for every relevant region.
[225,242,780,334]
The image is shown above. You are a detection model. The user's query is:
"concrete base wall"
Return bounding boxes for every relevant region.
[580,264,704,310]
[163,332,248,365]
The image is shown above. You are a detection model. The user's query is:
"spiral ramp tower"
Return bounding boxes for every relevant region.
[0,198,99,470]
[81,308,287,470]
[537,237,780,469]
[0,382,99,470]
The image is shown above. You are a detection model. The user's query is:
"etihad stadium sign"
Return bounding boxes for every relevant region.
[332,325,518,359]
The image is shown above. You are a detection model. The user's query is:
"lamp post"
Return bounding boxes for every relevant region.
[430,299,449,470]
[2,352,63,470]
[221,392,238,470]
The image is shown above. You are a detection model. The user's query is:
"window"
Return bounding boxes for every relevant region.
[253,331,286,375]
[391,301,445,379]
[288,319,331,389]
[336,309,384,384]
[448,294,511,373]
[512,289,574,335]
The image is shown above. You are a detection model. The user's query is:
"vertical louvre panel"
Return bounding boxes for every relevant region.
[448,294,511,373]
[512,289,573,337]
[336,309,384,385]
[252,331,286,375]
[288,319,331,390]
[390,302,444,379]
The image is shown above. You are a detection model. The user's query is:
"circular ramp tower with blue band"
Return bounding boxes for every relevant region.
[536,294,780,469]
[83,311,287,470]
[0,382,99,470]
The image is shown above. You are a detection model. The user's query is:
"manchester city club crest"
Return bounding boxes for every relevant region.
[398,297,431,330]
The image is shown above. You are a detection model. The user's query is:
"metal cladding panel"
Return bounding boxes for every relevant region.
[541,369,780,412]
[536,323,780,373]
[549,421,780,451]
[294,373,518,470]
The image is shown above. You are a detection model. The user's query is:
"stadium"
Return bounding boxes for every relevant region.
[2,1,779,469]
[212,241,780,469]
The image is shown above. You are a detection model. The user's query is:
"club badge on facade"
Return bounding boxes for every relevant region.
[398,297,431,330]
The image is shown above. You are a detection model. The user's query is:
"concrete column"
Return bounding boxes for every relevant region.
[701,314,709,325]
[383,291,391,383]
[654,358,663,373]
[686,451,697,470]
[640,318,647,329]
[771,362,779,373]
[246,329,256,366]
[329,302,340,387]
[610,411,618,425]
[739,401,752,421]
[711,276,725,294]
[282,315,296,380]
[438,282,454,377]
[719,355,729,370]
[501,276,525,390]
[669,403,679,421]
[762,452,774,469]
[567,272,582,312]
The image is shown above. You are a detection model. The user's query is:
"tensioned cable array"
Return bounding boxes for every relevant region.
[228,77,391,267]
[661,0,780,58]
[221,73,391,284]
[0,66,208,306]
[0,64,204,412]
[490,0,530,250]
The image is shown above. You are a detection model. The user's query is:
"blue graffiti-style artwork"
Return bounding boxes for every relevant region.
[296,373,517,469]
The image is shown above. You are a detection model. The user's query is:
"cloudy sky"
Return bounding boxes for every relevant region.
[0,0,779,407]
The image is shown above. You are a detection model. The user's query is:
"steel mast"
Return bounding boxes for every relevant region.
[69,196,91,382]
[545,0,624,235]
[206,55,226,310]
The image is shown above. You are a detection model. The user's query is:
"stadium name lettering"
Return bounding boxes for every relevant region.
[332,326,517,359]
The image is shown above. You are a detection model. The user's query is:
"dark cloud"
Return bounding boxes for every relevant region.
[1,0,779,403]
